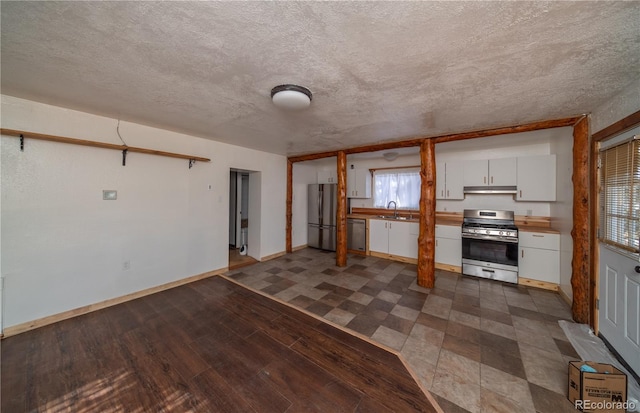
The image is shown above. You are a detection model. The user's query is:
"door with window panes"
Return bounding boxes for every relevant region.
[598,127,640,377]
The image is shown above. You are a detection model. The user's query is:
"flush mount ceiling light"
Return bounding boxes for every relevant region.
[271,84,312,110]
[383,152,399,161]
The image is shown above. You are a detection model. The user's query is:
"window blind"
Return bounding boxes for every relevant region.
[600,137,640,253]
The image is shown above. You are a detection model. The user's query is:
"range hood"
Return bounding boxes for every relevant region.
[463,185,518,194]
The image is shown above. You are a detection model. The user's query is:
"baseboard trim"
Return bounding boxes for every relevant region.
[518,277,559,291]
[292,244,307,252]
[558,287,572,306]
[260,251,287,261]
[369,251,417,264]
[2,268,227,338]
[435,263,462,273]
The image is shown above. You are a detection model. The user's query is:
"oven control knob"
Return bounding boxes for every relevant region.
[486,230,490,234]
[499,231,504,236]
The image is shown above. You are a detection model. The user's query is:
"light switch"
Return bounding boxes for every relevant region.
[103,190,117,200]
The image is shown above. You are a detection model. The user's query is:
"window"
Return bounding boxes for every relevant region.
[373,168,421,209]
[600,138,640,253]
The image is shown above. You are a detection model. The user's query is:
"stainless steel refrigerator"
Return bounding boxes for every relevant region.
[308,184,337,251]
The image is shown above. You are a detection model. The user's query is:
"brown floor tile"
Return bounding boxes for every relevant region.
[306,301,334,317]
[554,338,580,358]
[480,307,513,326]
[288,295,316,308]
[337,299,366,314]
[529,383,577,413]
[415,312,449,332]
[288,266,306,274]
[365,297,395,313]
[432,395,473,413]
[264,274,285,283]
[345,314,382,337]
[430,288,456,300]
[480,346,526,380]
[451,300,482,317]
[397,290,428,311]
[453,293,481,306]
[261,283,291,295]
[446,321,482,345]
[508,305,553,322]
[381,314,414,335]
[319,292,346,307]
[322,268,339,275]
[441,334,481,363]
[316,282,338,291]
[479,331,520,358]
[266,267,283,274]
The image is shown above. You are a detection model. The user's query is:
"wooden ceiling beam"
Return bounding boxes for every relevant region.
[288,116,583,162]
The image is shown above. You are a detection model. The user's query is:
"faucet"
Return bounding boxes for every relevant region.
[387,201,398,218]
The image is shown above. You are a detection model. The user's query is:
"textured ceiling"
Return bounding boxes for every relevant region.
[1,2,639,156]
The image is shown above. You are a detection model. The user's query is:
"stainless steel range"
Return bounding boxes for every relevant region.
[461,209,519,284]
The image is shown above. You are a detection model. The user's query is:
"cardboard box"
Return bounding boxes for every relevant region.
[568,361,628,412]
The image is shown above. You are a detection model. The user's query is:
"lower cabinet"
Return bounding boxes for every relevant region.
[369,219,419,260]
[435,224,461,267]
[518,232,560,284]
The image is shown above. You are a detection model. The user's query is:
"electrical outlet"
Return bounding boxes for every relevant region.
[123,261,131,271]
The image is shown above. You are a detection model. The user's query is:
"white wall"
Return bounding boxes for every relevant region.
[0,95,286,329]
[550,133,574,301]
[292,162,318,248]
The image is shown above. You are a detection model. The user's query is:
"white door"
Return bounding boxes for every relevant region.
[598,246,640,376]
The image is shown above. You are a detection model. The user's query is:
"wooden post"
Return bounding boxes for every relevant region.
[336,151,348,267]
[417,139,436,288]
[571,117,590,324]
[286,160,293,253]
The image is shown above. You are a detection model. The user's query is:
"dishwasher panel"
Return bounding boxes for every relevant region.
[347,219,366,252]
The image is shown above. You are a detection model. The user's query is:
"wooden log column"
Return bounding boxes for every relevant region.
[286,159,293,253]
[571,116,590,324]
[336,151,348,267]
[417,139,436,288]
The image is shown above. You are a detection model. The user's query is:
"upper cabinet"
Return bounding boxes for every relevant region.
[463,157,517,187]
[516,155,556,201]
[317,170,337,184]
[436,161,464,200]
[347,169,371,198]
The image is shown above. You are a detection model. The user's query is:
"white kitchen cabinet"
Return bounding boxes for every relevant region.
[436,161,464,200]
[518,231,560,284]
[369,219,418,259]
[317,170,337,184]
[369,219,389,254]
[347,169,371,198]
[463,158,517,187]
[516,155,556,201]
[389,220,419,259]
[435,224,462,267]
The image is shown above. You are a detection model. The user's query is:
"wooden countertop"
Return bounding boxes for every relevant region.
[348,208,560,233]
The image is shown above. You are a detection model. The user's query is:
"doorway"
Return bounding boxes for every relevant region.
[596,125,640,378]
[229,169,258,270]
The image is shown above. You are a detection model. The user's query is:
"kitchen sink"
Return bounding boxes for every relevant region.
[377,215,409,220]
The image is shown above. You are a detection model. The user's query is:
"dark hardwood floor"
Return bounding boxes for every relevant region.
[1,276,439,412]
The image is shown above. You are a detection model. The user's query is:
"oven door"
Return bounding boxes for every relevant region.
[462,236,518,267]
[461,235,519,283]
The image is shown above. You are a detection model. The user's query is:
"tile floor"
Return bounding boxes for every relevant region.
[227,248,581,413]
